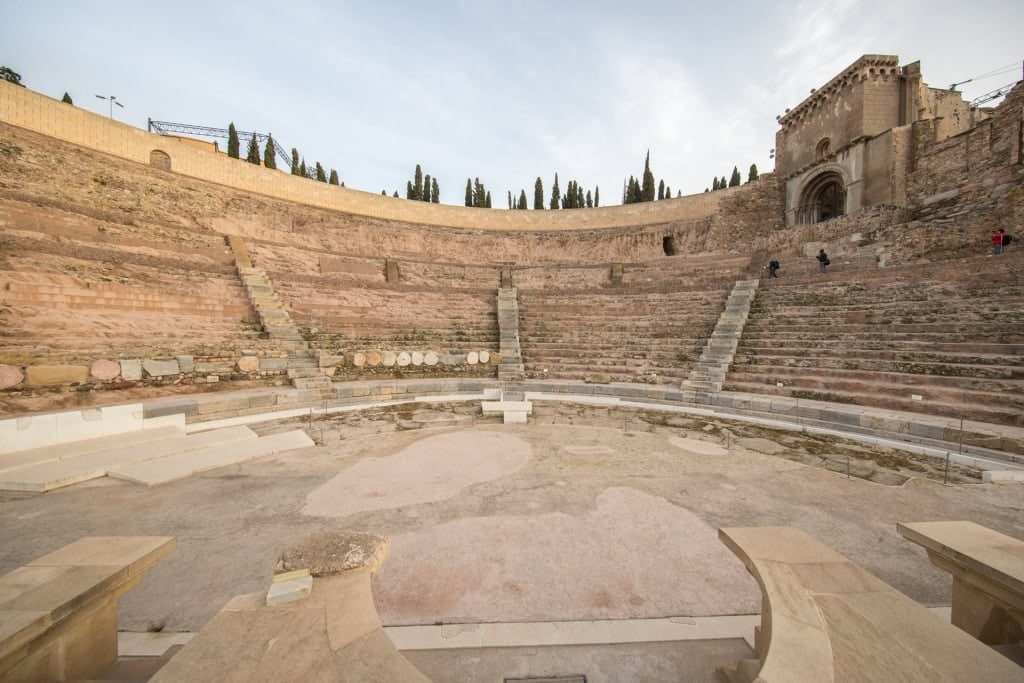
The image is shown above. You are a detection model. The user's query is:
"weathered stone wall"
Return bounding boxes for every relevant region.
[705,174,785,254]
[775,55,903,178]
[906,81,1024,244]
[0,80,726,232]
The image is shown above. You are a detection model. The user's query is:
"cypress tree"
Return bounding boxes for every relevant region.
[658,179,665,200]
[227,123,240,159]
[465,179,473,207]
[665,185,671,198]
[641,151,655,202]
[393,191,400,198]
[485,191,491,209]
[329,169,339,185]
[246,133,261,164]
[423,174,431,202]
[748,163,759,182]
[408,181,415,199]
[291,148,300,175]
[586,190,593,208]
[577,184,584,208]
[507,190,513,210]
[431,178,439,203]
[299,159,307,177]
[263,135,277,169]
[61,92,73,104]
[518,190,527,209]
[414,165,423,201]
[550,173,560,210]
[729,166,741,187]
[534,177,544,209]
[594,186,599,208]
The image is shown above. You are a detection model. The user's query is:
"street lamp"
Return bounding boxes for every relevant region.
[94,94,124,119]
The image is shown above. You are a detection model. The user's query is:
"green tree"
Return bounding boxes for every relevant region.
[299,159,307,178]
[393,191,399,198]
[594,186,599,208]
[534,177,544,209]
[658,179,665,200]
[315,162,326,182]
[550,173,560,210]
[729,166,741,187]
[227,123,240,159]
[246,133,261,164]
[329,169,339,185]
[641,151,655,201]
[748,163,759,182]
[518,190,527,209]
[665,185,671,198]
[586,190,593,208]
[263,135,277,169]
[431,178,439,203]
[485,191,491,208]
[408,181,415,199]
[465,178,473,206]
[712,177,719,191]
[291,148,300,175]
[413,164,424,201]
[423,174,431,202]
[61,92,73,104]
[0,66,24,86]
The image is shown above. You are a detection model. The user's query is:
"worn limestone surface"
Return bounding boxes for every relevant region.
[0,420,1021,636]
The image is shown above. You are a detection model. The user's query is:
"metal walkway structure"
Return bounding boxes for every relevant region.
[147,119,292,170]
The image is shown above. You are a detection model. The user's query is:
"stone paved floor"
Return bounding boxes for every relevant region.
[1,419,1022,636]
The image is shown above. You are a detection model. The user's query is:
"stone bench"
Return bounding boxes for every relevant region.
[717,526,1022,682]
[150,530,430,682]
[0,536,176,683]
[897,520,1024,646]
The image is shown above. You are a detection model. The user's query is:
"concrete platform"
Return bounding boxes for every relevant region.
[109,430,315,486]
[0,426,259,492]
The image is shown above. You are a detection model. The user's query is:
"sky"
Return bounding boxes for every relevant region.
[3,1,1022,207]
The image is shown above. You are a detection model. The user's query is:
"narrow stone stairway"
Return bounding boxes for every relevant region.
[237,265,333,401]
[497,287,525,382]
[682,278,759,397]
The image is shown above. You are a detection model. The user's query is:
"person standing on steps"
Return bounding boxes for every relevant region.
[817,249,830,274]
[991,229,1004,255]
[768,259,780,278]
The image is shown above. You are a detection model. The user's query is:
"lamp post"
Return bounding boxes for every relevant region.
[94,94,124,119]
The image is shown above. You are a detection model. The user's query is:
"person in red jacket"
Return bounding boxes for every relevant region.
[991,230,1004,255]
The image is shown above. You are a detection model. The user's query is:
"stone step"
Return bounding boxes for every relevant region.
[108,430,315,486]
[0,427,259,492]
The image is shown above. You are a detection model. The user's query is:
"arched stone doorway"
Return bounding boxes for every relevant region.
[149,149,171,171]
[798,171,845,224]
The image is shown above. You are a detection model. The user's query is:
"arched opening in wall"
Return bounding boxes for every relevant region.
[149,150,171,171]
[662,236,677,256]
[798,171,846,224]
[816,138,831,159]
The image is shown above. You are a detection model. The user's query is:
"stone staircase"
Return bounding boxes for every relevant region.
[497,287,525,381]
[682,278,759,395]
[238,266,334,400]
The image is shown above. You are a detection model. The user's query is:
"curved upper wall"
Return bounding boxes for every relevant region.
[0,81,726,232]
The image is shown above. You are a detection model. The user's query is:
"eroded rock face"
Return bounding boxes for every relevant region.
[276,530,390,576]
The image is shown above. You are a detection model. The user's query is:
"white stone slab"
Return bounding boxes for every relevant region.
[108,430,315,486]
[0,426,186,475]
[504,411,529,424]
[0,403,152,455]
[0,426,258,492]
[983,470,1024,483]
[481,400,532,415]
[266,575,313,606]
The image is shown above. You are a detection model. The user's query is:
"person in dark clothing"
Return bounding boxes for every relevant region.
[817,249,830,274]
[768,259,780,278]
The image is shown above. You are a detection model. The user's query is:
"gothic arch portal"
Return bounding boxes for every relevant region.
[795,167,848,224]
